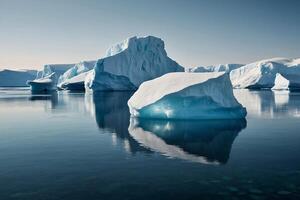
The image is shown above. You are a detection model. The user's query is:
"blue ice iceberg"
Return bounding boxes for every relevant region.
[128,72,247,120]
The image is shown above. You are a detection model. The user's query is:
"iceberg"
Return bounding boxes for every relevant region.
[187,64,243,73]
[230,57,300,89]
[58,60,96,90]
[27,72,58,91]
[28,64,74,91]
[128,72,247,120]
[85,36,184,91]
[0,69,37,87]
[128,118,246,164]
[272,73,290,90]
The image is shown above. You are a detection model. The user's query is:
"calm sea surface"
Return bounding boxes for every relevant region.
[0,88,299,200]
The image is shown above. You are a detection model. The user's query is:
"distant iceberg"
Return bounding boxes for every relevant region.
[128,72,247,120]
[230,57,300,89]
[58,60,96,90]
[28,64,74,91]
[27,72,58,91]
[129,118,246,164]
[85,36,184,91]
[187,64,243,73]
[0,69,37,87]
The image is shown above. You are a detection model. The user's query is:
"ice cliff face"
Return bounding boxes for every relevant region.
[128,72,247,120]
[187,64,243,73]
[230,57,300,89]
[85,36,184,91]
[0,69,37,87]
[57,60,96,90]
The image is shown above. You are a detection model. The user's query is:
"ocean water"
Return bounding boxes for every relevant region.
[0,88,299,200]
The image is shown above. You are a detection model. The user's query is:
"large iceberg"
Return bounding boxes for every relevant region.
[58,60,96,90]
[129,118,246,164]
[28,64,74,91]
[0,69,37,87]
[187,64,243,73]
[128,72,247,120]
[230,57,300,89]
[85,36,184,91]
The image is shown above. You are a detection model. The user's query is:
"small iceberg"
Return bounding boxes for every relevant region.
[58,61,96,90]
[272,73,290,90]
[28,64,74,91]
[128,118,247,164]
[128,72,247,120]
[27,73,58,91]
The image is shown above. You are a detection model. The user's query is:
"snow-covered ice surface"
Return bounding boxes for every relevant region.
[272,73,290,90]
[28,64,74,91]
[0,69,37,87]
[58,61,96,90]
[85,36,184,91]
[187,64,243,73]
[128,72,247,120]
[128,118,246,164]
[230,57,300,89]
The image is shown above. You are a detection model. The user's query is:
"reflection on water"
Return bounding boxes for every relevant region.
[234,89,300,118]
[29,90,58,109]
[129,118,246,164]
[90,91,247,163]
[1,88,300,199]
[92,91,151,154]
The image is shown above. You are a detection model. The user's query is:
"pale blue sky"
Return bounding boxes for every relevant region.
[0,0,299,69]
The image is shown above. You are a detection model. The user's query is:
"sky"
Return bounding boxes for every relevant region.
[0,0,300,70]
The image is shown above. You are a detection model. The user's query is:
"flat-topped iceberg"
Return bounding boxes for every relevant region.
[230,57,300,89]
[85,36,184,91]
[0,69,37,87]
[187,64,243,73]
[128,72,247,120]
[58,60,96,90]
[28,64,74,91]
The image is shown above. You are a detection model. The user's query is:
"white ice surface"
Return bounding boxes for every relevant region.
[230,57,300,89]
[272,73,290,90]
[85,36,184,91]
[58,61,96,89]
[128,72,246,119]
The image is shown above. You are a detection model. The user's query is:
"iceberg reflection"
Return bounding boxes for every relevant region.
[28,90,58,109]
[234,90,300,118]
[129,118,247,164]
[92,91,151,154]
